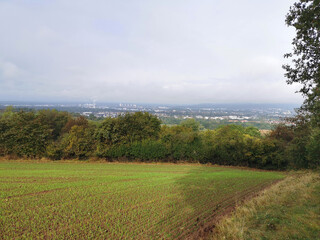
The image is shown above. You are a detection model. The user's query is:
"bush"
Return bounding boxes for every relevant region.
[129,140,168,160]
[306,127,320,168]
[60,125,96,159]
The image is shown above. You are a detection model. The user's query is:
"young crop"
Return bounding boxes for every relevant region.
[0,162,283,239]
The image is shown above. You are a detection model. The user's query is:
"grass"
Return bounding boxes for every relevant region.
[213,171,320,240]
[0,161,283,239]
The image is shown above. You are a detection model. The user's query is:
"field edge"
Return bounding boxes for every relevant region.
[210,171,320,240]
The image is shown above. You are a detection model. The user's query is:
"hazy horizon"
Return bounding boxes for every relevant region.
[0,0,303,105]
[0,100,301,108]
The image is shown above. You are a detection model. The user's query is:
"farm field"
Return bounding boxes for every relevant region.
[0,161,284,239]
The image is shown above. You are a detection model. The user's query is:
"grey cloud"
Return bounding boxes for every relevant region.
[0,0,303,104]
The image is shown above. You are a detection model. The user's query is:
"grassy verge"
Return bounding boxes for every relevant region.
[212,171,320,240]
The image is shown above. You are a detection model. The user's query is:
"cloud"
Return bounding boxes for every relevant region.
[0,60,22,79]
[0,0,303,104]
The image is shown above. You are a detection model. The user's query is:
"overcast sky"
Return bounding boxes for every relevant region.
[0,0,303,104]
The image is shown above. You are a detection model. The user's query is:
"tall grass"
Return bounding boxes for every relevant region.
[212,172,320,240]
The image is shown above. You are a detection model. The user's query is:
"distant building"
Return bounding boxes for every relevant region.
[82,112,92,116]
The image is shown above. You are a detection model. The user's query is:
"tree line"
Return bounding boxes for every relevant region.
[0,107,318,170]
[161,117,274,130]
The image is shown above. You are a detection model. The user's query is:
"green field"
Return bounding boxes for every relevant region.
[0,162,283,239]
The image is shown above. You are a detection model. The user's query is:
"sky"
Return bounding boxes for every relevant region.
[0,0,303,105]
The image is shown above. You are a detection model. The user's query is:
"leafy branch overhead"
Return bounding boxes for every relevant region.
[283,0,320,123]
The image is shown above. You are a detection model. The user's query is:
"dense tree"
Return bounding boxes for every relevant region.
[160,125,201,161]
[0,106,315,169]
[281,1,320,169]
[37,109,71,140]
[208,125,247,165]
[119,112,161,143]
[269,124,294,142]
[283,0,320,125]
[62,115,89,134]
[127,140,168,161]
[306,127,320,167]
[61,125,96,159]
[180,119,203,131]
[96,112,161,146]
[0,110,51,157]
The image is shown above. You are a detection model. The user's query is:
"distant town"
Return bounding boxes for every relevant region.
[0,101,298,129]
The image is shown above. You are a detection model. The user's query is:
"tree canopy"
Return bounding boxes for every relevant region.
[283,0,320,125]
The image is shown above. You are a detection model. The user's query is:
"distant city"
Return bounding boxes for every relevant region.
[0,101,299,128]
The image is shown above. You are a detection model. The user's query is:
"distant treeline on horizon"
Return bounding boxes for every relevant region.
[0,102,294,131]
